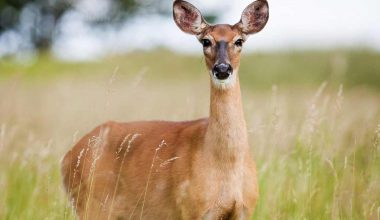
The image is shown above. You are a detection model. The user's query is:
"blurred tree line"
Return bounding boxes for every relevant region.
[0,0,176,50]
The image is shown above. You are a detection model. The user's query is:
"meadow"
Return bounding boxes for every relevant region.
[0,50,379,219]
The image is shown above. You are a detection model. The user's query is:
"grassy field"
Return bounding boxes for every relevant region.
[0,50,379,219]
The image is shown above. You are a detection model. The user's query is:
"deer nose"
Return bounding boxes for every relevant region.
[212,63,233,80]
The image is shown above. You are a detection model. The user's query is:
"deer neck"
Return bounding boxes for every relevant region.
[204,75,248,166]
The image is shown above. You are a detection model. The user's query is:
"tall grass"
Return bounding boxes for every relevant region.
[0,52,379,219]
[1,50,380,90]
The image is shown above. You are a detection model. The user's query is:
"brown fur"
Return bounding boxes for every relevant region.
[61,1,270,219]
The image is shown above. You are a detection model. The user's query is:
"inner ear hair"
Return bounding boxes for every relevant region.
[238,0,269,35]
[173,0,208,35]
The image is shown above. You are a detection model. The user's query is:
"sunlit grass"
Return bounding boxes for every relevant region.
[1,50,380,89]
[0,52,379,219]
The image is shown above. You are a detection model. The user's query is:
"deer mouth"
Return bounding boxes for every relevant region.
[210,70,236,90]
[214,71,231,80]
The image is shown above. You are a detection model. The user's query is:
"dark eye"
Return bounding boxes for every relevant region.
[201,39,212,47]
[235,39,244,47]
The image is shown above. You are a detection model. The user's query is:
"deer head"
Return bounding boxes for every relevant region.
[173,0,269,89]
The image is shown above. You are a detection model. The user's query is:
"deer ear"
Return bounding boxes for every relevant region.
[237,0,269,35]
[173,0,208,35]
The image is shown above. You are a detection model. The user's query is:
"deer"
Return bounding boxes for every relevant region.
[61,0,269,219]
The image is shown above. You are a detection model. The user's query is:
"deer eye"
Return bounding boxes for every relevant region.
[201,39,212,47]
[234,39,244,47]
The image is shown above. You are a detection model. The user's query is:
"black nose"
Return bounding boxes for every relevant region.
[212,63,233,80]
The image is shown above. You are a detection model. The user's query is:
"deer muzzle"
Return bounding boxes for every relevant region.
[212,41,233,80]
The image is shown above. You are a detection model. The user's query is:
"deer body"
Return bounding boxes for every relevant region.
[61,1,269,219]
